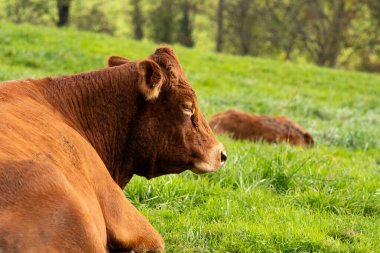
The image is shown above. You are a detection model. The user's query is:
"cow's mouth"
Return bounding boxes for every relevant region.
[191,161,218,174]
[157,162,216,176]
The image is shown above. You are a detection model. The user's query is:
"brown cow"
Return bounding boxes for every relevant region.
[209,109,314,146]
[0,47,226,252]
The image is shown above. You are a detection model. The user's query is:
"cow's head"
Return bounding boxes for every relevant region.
[108,47,226,180]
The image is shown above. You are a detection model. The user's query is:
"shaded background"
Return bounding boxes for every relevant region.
[1,0,380,72]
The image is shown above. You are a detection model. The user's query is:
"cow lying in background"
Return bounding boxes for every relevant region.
[209,109,314,146]
[0,47,226,252]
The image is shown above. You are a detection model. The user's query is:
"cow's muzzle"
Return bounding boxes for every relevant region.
[192,143,226,174]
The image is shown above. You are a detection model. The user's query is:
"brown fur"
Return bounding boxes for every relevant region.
[209,109,314,146]
[0,47,225,252]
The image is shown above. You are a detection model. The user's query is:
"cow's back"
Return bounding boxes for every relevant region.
[209,110,314,146]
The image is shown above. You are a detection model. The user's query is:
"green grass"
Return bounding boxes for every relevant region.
[1,22,379,252]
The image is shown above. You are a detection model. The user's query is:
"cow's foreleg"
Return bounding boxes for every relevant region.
[97,183,164,253]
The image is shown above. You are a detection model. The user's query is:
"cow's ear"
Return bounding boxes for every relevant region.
[137,59,163,101]
[108,55,129,67]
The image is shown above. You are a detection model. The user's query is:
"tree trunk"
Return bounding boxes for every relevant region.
[132,0,144,40]
[178,1,194,47]
[315,0,347,67]
[284,35,296,60]
[237,0,253,55]
[216,0,224,52]
[326,0,346,67]
[57,0,71,27]
[150,0,175,43]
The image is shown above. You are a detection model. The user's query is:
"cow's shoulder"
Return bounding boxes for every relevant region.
[0,160,107,253]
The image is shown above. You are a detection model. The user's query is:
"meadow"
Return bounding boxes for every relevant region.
[0,22,379,252]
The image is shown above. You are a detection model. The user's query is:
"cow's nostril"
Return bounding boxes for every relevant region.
[221,151,227,165]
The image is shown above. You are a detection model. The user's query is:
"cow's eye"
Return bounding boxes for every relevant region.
[182,103,194,116]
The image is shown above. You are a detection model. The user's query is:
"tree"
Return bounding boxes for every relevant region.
[3,0,53,25]
[297,0,359,67]
[265,0,304,60]
[131,0,144,40]
[73,2,115,35]
[216,0,224,52]
[56,0,71,27]
[224,0,264,55]
[149,0,177,43]
[177,0,195,47]
[340,0,380,71]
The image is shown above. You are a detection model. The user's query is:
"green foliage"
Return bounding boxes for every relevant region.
[1,0,379,70]
[71,1,116,34]
[0,22,379,252]
[149,0,177,43]
[1,0,55,25]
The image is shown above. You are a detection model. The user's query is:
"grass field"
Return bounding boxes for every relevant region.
[1,22,379,252]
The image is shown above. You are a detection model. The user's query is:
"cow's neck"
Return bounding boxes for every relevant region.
[40,64,140,186]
